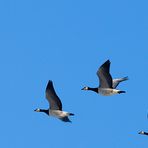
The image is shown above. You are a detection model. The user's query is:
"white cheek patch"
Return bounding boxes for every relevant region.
[85,87,88,90]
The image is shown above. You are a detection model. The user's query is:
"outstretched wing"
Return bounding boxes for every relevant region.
[96,60,113,88]
[112,76,128,89]
[46,80,62,110]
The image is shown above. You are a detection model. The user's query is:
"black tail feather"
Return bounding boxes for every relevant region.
[69,113,74,116]
[122,76,129,81]
[118,90,126,94]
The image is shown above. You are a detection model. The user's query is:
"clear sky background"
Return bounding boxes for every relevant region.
[0,0,148,148]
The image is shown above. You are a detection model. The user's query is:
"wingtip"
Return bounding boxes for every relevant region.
[124,76,129,80]
[106,59,110,63]
[48,80,53,83]
[46,80,54,89]
[101,59,111,67]
[68,120,72,123]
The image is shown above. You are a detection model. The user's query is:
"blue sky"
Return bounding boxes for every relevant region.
[0,0,148,147]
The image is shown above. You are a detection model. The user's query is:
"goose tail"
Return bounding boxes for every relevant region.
[69,113,75,116]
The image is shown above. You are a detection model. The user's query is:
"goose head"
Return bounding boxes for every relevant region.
[81,86,89,90]
[138,131,145,135]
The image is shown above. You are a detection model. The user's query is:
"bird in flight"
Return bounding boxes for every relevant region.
[138,131,148,136]
[82,60,128,96]
[34,80,74,122]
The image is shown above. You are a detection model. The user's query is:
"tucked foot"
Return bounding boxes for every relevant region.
[59,116,72,122]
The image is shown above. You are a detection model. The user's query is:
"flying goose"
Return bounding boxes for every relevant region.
[34,80,74,122]
[81,60,128,96]
[138,131,148,136]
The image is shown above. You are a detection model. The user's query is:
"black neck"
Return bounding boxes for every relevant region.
[40,109,49,115]
[88,87,98,93]
[144,132,148,135]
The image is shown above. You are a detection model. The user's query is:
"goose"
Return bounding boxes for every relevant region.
[138,131,148,136]
[81,60,128,96]
[34,80,74,122]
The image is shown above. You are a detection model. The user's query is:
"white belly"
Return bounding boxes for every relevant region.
[98,88,120,96]
[49,110,69,118]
